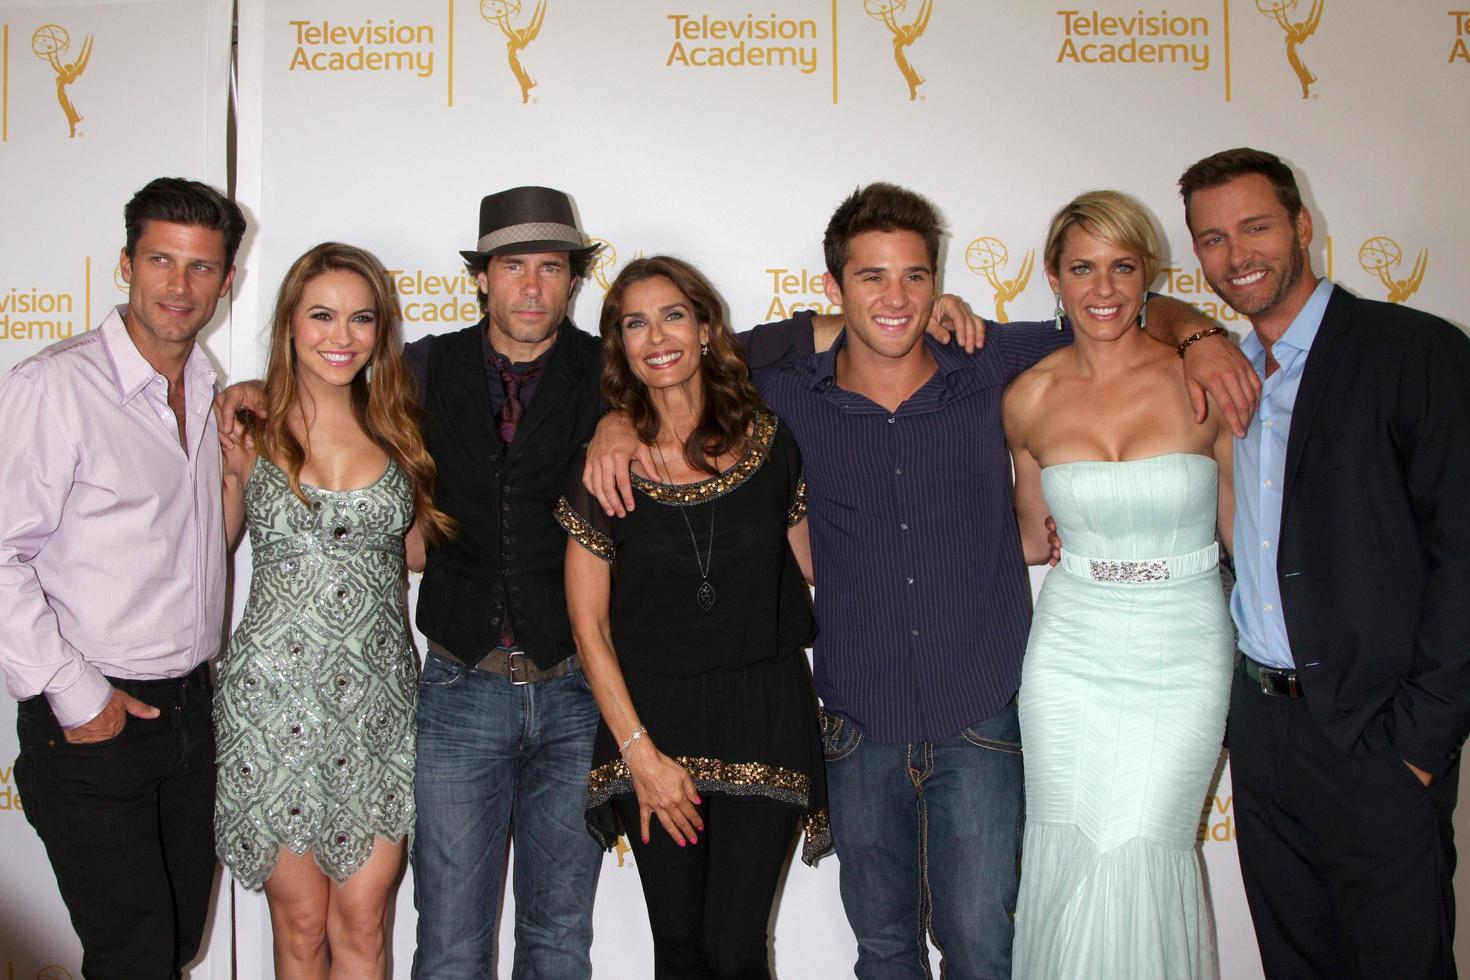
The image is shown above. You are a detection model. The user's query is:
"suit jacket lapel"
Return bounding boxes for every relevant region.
[1282,284,1353,516]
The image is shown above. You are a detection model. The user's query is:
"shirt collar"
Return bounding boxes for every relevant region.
[807,329,968,392]
[1240,277,1333,363]
[101,305,218,404]
[482,319,565,373]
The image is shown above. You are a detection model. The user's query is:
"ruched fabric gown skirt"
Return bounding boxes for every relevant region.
[1013,454,1232,980]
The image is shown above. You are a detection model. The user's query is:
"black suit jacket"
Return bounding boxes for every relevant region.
[1275,284,1470,777]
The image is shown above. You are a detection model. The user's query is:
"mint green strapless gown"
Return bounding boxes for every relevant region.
[1013,453,1231,980]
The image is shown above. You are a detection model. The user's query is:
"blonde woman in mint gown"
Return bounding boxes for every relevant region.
[1003,191,1236,980]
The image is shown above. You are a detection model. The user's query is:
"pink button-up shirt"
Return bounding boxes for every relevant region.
[0,305,226,727]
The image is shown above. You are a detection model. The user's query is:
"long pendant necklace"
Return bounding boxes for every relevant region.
[653,441,717,611]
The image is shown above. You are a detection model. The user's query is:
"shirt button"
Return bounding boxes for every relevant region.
[911,628,919,636]
[1262,540,1271,549]
[894,467,902,475]
[906,577,914,585]
[1264,603,1274,612]
[900,523,908,530]
[1263,479,1273,488]
[1263,419,1274,429]
[887,417,896,424]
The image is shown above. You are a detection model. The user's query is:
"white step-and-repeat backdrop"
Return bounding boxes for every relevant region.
[0,0,235,977]
[4,0,1469,977]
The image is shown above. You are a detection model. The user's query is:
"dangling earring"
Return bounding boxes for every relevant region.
[365,362,374,384]
[1138,300,1148,331]
[1053,294,1065,331]
[701,343,710,357]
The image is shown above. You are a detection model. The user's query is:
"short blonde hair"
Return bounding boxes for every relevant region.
[1043,190,1161,287]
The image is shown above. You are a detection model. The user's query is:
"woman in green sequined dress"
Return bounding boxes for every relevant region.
[215,243,451,979]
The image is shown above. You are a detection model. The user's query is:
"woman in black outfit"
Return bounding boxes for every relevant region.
[557,255,826,979]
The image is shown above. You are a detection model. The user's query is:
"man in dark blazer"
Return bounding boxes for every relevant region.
[1179,147,1470,978]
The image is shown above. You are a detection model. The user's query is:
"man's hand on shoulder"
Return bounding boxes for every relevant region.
[583,412,655,518]
[1181,333,1260,439]
[214,380,267,452]
[927,294,987,353]
[63,687,160,744]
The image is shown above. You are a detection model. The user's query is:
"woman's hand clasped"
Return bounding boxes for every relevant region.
[625,739,705,847]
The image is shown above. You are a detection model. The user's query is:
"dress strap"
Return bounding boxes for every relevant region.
[1057,541,1219,584]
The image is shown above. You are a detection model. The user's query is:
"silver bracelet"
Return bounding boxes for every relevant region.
[618,725,647,759]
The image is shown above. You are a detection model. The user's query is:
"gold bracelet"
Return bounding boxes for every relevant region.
[1177,326,1228,358]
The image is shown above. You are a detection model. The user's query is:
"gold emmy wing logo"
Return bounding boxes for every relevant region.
[479,0,546,103]
[965,236,1033,324]
[32,23,93,137]
[864,0,932,100]
[588,238,618,292]
[1358,236,1427,304]
[1256,0,1323,99]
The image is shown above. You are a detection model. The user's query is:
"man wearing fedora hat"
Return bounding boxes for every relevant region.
[406,185,609,978]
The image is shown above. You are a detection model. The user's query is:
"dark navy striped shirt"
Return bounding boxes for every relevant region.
[751,315,1070,742]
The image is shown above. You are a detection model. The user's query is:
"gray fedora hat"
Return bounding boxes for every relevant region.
[458,185,600,263]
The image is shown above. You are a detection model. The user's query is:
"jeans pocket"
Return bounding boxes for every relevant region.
[820,710,862,762]
[418,652,468,689]
[960,701,1022,754]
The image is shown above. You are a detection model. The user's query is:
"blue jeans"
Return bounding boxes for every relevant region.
[411,651,603,979]
[822,701,1024,980]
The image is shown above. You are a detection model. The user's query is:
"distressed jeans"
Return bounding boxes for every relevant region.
[823,700,1024,980]
[411,650,603,979]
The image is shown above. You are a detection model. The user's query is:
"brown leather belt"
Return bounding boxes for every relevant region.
[429,641,577,685]
[1240,653,1304,698]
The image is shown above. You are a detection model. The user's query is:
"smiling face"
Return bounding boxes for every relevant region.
[823,229,936,363]
[617,275,711,393]
[1047,224,1147,342]
[290,269,378,395]
[1188,172,1316,336]
[477,251,574,361]
[119,219,234,358]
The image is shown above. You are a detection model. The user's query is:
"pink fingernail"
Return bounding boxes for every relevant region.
[642,835,649,844]
[677,839,686,848]
[693,796,702,805]
[689,835,698,845]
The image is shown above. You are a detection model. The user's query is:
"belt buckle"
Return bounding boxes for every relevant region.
[1258,665,1302,698]
[506,651,530,685]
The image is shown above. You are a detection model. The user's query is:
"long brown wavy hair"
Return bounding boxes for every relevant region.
[598,256,763,476]
[251,242,454,542]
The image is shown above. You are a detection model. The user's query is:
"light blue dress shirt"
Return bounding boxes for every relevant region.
[1231,278,1335,669]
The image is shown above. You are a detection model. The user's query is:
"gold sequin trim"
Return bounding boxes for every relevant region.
[786,476,808,527]
[631,411,779,506]
[802,808,832,866]
[588,754,810,802]
[587,754,831,861]
[555,497,614,562]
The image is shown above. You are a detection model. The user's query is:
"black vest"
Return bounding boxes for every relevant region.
[415,320,603,668]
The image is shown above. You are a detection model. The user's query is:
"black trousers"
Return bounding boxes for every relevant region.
[614,795,799,980]
[14,666,217,980]
[1228,667,1459,979]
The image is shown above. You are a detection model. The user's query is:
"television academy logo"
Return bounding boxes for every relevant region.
[964,236,1033,324]
[589,238,619,292]
[864,0,932,100]
[32,23,92,138]
[1256,0,1323,99]
[479,0,547,103]
[1358,236,1427,304]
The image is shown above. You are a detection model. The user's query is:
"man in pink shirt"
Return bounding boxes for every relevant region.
[0,177,244,979]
